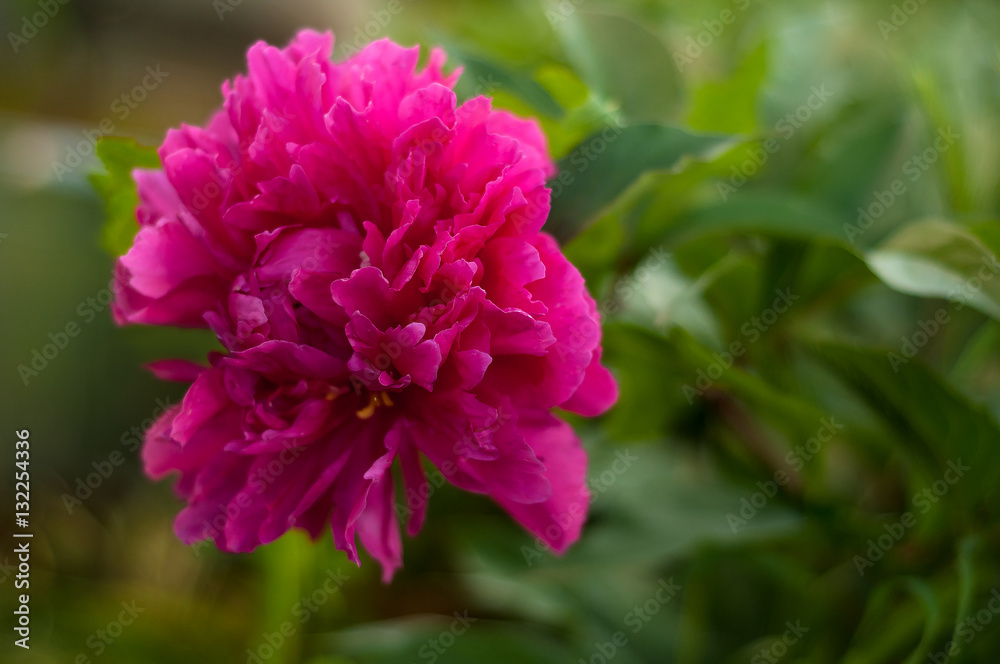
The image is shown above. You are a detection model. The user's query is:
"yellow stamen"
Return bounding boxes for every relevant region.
[355,394,378,420]
[354,391,395,419]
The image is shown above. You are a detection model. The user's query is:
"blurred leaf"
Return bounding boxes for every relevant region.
[546,125,733,243]
[534,63,590,110]
[900,578,943,664]
[806,103,908,220]
[866,218,1000,320]
[758,240,807,315]
[968,220,1000,257]
[451,49,564,118]
[950,535,981,648]
[89,137,159,256]
[948,319,1000,410]
[328,619,574,664]
[603,322,826,442]
[688,42,768,134]
[601,321,694,440]
[553,9,684,123]
[812,342,1000,511]
[668,326,826,430]
[843,577,949,664]
[666,192,849,246]
[563,446,803,569]
[415,1,560,66]
[562,210,626,289]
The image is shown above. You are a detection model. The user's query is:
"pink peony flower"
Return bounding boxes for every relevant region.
[115,30,617,580]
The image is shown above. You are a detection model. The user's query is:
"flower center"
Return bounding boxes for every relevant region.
[355,390,395,420]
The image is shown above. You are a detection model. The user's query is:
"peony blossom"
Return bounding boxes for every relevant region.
[114,30,617,581]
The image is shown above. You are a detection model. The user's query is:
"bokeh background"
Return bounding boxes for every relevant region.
[3,0,1000,662]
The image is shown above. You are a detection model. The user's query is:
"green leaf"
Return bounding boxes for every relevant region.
[842,577,949,664]
[900,578,944,664]
[329,620,575,664]
[602,322,826,443]
[968,220,1000,257]
[562,446,803,569]
[866,219,1000,320]
[89,137,160,256]
[950,535,981,649]
[804,102,909,224]
[553,9,684,123]
[812,342,1000,512]
[667,326,827,430]
[600,321,696,440]
[665,192,850,246]
[546,125,733,243]
[451,50,564,119]
[688,42,769,135]
[534,63,590,111]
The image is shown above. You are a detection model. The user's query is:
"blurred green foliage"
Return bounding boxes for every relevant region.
[4,0,1000,662]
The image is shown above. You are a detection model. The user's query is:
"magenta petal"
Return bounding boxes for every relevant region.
[254,226,363,283]
[142,406,184,479]
[145,359,207,382]
[492,412,590,553]
[467,417,550,505]
[330,267,398,328]
[119,217,226,297]
[560,350,619,417]
[324,419,400,566]
[356,473,404,583]
[288,269,346,323]
[223,340,348,381]
[398,440,429,537]
[170,369,230,445]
